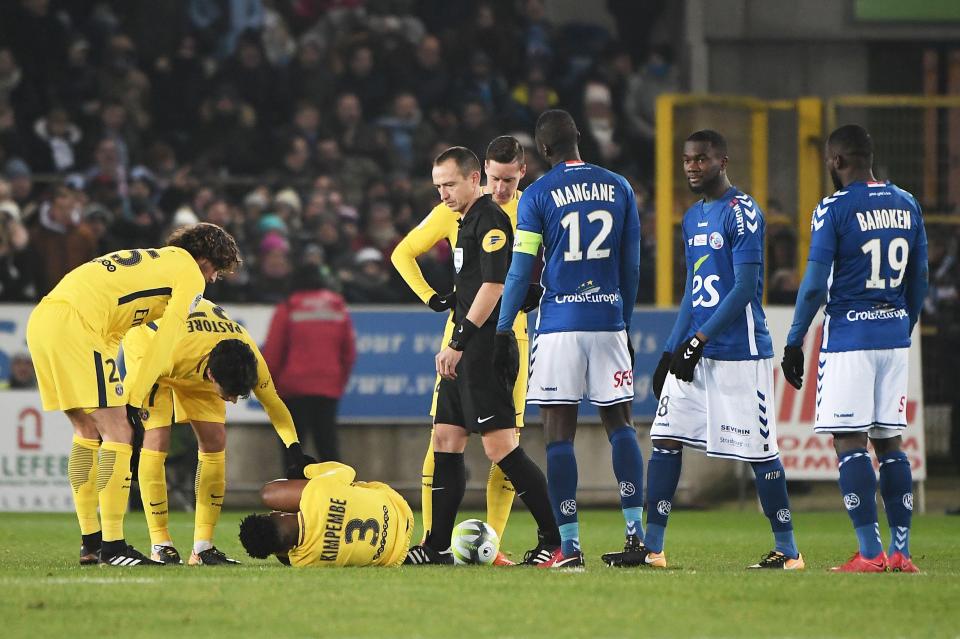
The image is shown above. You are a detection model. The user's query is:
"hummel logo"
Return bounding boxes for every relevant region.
[683,348,693,359]
[477,415,495,423]
[149,500,166,507]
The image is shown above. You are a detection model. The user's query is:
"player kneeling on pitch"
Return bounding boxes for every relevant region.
[123,298,315,565]
[238,462,414,567]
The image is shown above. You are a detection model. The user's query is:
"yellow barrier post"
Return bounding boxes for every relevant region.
[655,94,676,307]
[750,108,769,212]
[796,97,823,273]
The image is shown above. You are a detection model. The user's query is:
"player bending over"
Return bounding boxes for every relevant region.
[26,222,241,566]
[390,135,541,565]
[404,147,561,566]
[495,110,645,570]
[643,130,803,570]
[238,462,414,567]
[123,298,315,565]
[782,125,927,573]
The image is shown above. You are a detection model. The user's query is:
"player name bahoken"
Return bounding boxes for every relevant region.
[320,497,348,561]
[855,209,912,232]
[550,182,617,207]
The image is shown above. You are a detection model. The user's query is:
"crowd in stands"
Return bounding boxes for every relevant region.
[0,0,675,305]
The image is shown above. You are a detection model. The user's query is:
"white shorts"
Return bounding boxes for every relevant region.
[814,348,908,438]
[526,330,633,406]
[651,357,779,462]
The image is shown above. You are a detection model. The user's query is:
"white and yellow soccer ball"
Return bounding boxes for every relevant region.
[450,519,500,565]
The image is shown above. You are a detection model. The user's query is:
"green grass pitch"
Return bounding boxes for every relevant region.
[1,510,958,639]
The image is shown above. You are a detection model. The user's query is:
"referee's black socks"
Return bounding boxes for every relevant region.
[426,452,465,552]
[497,447,560,545]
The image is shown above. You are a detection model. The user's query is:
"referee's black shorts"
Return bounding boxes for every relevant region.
[435,324,515,433]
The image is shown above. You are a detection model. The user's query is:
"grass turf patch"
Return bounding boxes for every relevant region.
[0,510,957,638]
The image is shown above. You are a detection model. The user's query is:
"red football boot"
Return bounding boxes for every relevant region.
[886,551,920,573]
[830,551,887,573]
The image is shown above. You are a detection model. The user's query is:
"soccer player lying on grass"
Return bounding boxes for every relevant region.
[26,222,241,567]
[238,462,414,567]
[123,298,315,565]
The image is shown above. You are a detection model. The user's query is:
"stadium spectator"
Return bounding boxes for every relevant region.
[28,186,96,296]
[29,107,82,174]
[6,352,36,389]
[262,263,357,462]
[337,45,390,119]
[377,92,436,172]
[288,38,337,110]
[250,231,292,304]
[0,198,33,301]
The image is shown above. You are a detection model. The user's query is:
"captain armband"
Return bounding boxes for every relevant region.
[513,230,542,256]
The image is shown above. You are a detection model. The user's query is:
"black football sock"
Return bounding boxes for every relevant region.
[101,539,126,556]
[426,452,465,552]
[82,530,102,551]
[497,447,560,545]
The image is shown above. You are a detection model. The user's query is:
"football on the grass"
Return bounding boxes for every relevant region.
[451,519,500,565]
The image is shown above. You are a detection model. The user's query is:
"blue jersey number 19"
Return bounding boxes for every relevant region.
[860,237,909,290]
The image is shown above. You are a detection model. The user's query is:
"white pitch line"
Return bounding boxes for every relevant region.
[0,576,163,584]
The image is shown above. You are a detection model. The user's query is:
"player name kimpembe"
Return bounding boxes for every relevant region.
[550,181,617,207]
[855,208,913,231]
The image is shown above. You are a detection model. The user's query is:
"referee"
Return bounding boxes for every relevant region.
[405,147,561,566]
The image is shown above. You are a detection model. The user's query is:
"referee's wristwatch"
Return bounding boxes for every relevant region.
[448,318,479,351]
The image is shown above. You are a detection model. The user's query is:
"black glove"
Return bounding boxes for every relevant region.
[427,291,456,312]
[493,331,520,389]
[781,344,805,390]
[669,335,705,383]
[126,405,145,481]
[626,332,635,370]
[652,351,671,399]
[284,442,318,479]
[521,283,544,313]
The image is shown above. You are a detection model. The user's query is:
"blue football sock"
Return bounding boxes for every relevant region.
[644,446,682,553]
[751,458,798,559]
[837,448,883,559]
[878,451,913,557]
[546,441,579,556]
[609,426,645,541]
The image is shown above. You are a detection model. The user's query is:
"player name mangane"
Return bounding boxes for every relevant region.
[550,182,617,207]
[855,209,912,232]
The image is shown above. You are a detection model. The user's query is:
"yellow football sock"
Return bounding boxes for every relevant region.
[486,462,515,542]
[420,433,434,543]
[138,448,170,546]
[194,451,225,544]
[68,436,100,535]
[96,441,132,542]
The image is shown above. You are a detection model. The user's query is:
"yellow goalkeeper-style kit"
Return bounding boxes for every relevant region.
[288,462,414,567]
[122,298,297,446]
[27,246,206,412]
[390,191,529,426]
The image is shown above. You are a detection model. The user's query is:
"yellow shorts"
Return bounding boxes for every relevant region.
[429,317,528,428]
[27,299,124,411]
[141,381,225,429]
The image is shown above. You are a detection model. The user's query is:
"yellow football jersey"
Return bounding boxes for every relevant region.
[288,462,413,568]
[390,190,528,337]
[122,298,297,446]
[43,246,206,407]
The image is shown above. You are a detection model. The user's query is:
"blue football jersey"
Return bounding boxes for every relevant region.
[680,186,773,360]
[807,180,927,352]
[516,160,640,333]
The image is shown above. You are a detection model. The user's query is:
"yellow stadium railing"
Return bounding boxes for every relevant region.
[654,94,820,306]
